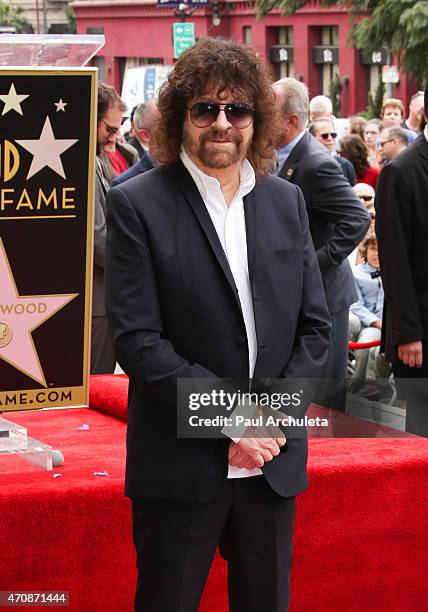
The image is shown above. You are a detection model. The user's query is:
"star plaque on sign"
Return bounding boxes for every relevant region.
[0,82,29,116]
[0,240,77,386]
[0,68,97,411]
[55,99,67,112]
[16,116,78,180]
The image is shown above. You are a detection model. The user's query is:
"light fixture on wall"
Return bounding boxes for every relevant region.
[212,1,221,27]
[174,1,195,23]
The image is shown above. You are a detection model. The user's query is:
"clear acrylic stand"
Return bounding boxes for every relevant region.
[0,34,104,471]
[0,416,52,472]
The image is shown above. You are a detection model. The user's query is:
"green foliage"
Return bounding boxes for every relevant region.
[0,0,30,33]
[65,6,76,34]
[329,73,343,117]
[255,0,428,83]
[366,79,385,118]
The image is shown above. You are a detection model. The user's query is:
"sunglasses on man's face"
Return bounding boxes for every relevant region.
[320,132,337,140]
[187,102,255,129]
[359,195,374,202]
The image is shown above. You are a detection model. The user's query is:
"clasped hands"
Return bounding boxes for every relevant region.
[228,406,286,470]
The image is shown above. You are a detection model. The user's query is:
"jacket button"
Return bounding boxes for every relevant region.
[236,336,246,346]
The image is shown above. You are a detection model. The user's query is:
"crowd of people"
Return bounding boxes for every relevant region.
[91,68,428,435]
[289,90,427,412]
[89,38,428,612]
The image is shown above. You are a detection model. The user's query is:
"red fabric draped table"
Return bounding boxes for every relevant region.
[1,374,427,611]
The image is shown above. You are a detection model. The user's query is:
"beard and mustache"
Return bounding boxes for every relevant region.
[183,125,251,169]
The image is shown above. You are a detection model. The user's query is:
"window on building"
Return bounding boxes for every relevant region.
[92,56,106,83]
[268,26,294,80]
[243,26,252,45]
[277,26,294,79]
[368,64,382,99]
[320,26,339,96]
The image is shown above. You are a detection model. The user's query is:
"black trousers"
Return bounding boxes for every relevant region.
[392,360,428,437]
[132,476,295,612]
[90,315,116,374]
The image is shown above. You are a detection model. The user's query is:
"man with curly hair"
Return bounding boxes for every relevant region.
[105,38,330,611]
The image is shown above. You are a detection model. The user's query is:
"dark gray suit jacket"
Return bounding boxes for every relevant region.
[105,161,331,502]
[278,132,370,314]
[93,164,109,317]
[111,149,154,187]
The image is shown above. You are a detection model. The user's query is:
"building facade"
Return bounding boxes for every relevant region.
[72,0,418,116]
[12,0,72,34]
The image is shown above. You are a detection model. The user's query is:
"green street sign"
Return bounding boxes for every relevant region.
[173,22,196,59]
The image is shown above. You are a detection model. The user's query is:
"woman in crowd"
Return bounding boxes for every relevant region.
[347,115,367,141]
[339,134,380,188]
[364,118,383,167]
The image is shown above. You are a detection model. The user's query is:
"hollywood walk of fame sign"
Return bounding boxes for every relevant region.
[0,68,97,411]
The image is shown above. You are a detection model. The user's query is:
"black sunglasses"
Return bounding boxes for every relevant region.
[359,195,374,202]
[187,102,255,129]
[320,132,337,140]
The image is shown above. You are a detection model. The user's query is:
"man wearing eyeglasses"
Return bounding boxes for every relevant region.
[273,78,370,413]
[97,82,138,188]
[91,82,130,374]
[105,38,330,612]
[308,118,357,185]
[378,127,409,164]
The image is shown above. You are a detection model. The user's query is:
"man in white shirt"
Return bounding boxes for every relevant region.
[106,38,330,611]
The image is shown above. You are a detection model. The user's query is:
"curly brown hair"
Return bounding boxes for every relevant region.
[339,134,370,178]
[151,37,280,177]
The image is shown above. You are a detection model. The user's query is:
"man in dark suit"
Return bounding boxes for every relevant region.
[91,82,127,373]
[111,148,154,186]
[128,100,159,159]
[112,100,159,186]
[375,86,428,437]
[106,39,331,611]
[273,78,371,411]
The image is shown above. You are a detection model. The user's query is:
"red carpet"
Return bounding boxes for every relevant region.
[0,375,427,611]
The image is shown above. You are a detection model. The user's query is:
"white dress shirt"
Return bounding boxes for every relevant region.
[180,148,262,478]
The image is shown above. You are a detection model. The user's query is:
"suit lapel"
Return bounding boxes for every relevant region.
[278,132,309,181]
[172,162,242,310]
[243,187,257,284]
